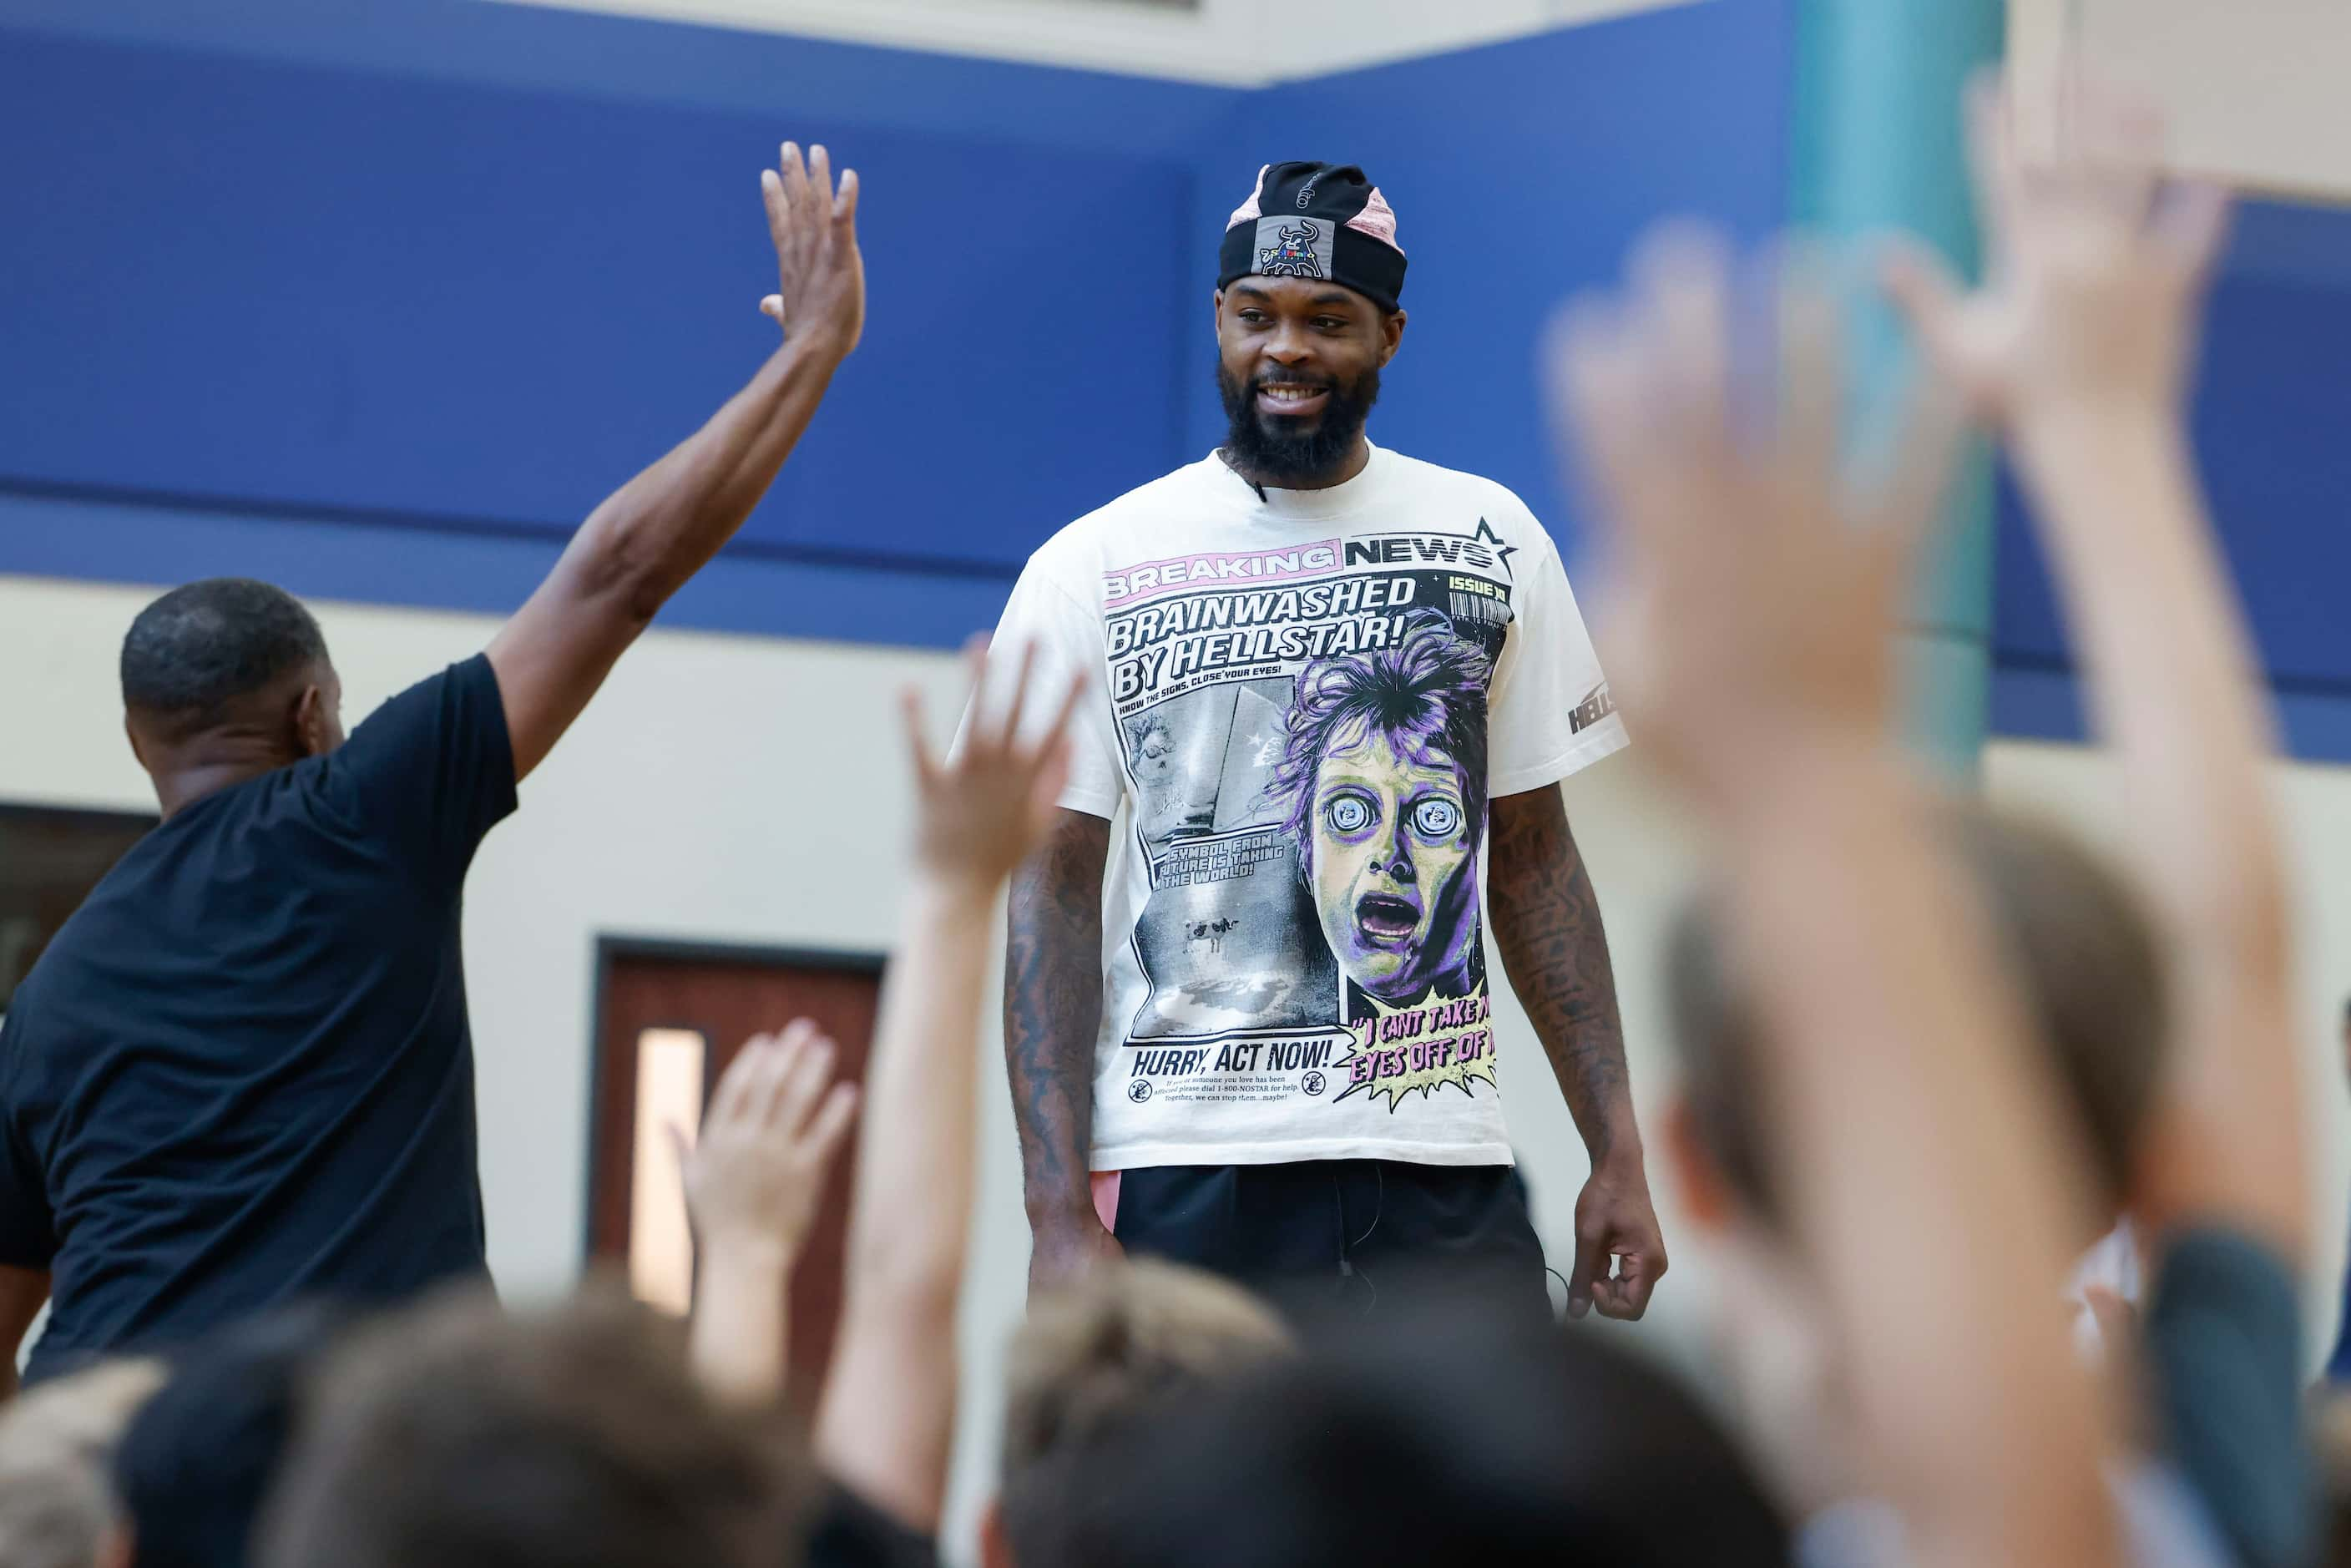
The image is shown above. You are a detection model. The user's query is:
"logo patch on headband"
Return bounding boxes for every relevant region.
[1254,216,1333,281]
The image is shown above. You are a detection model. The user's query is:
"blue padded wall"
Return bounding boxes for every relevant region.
[0,28,1202,575]
[1990,196,2351,761]
[0,0,1795,651]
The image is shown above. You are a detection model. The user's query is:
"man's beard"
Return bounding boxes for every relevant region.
[1217,363,1382,484]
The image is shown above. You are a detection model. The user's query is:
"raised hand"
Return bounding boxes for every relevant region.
[808,642,1084,1525]
[1555,215,2133,1568]
[1882,71,2231,423]
[1550,227,1968,803]
[758,140,866,358]
[677,1019,859,1271]
[902,640,1083,902]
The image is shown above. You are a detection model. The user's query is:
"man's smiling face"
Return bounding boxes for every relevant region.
[1214,276,1402,483]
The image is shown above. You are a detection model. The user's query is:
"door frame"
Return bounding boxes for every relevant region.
[579,933,887,1277]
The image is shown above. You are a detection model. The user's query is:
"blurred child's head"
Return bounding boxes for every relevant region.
[1055,1302,1792,1568]
[985,1258,1292,1568]
[109,1302,351,1568]
[258,1285,811,1568]
[1656,802,2169,1507]
[0,1356,164,1568]
[1662,800,2167,1247]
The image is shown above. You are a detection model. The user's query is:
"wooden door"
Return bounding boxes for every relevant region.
[587,938,882,1399]
[0,804,156,1013]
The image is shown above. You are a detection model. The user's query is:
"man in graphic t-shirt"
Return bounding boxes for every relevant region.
[0,142,866,1385]
[993,161,1666,1323]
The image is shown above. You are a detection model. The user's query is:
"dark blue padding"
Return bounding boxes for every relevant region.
[1993,197,2351,747]
[1990,664,2351,766]
[0,488,1016,653]
[0,28,1203,574]
[0,0,1796,653]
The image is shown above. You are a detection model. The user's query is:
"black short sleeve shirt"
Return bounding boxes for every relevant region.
[0,655,517,1381]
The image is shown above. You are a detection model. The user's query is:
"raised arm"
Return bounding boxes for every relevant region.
[1486,786,1663,1321]
[1004,809,1123,1292]
[675,1021,858,1406]
[1886,74,2303,1262]
[816,646,1079,1532]
[485,143,865,782]
[1555,228,2118,1568]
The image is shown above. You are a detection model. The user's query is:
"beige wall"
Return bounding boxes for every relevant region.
[488,0,1697,87]
[2009,0,2351,200]
[8,571,2348,1556]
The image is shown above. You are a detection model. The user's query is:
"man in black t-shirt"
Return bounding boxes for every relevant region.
[0,611,513,1384]
[0,139,868,1386]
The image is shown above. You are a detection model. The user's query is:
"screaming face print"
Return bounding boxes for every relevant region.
[1267,608,1491,1009]
[1307,730,1478,1003]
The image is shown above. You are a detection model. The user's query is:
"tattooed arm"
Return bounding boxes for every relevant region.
[1487,784,1666,1320]
[1004,807,1125,1292]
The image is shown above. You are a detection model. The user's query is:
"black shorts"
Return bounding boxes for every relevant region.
[1105,1159,1553,1328]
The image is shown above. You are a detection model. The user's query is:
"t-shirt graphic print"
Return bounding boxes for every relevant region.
[992,445,1626,1171]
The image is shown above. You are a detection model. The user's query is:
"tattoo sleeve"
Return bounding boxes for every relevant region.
[1487,784,1632,1161]
[1003,808,1112,1222]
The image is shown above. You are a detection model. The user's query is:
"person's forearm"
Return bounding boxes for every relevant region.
[487,335,855,782]
[815,877,987,1531]
[1726,743,2117,1568]
[2013,407,2288,980]
[689,1247,791,1405]
[1004,814,1110,1225]
[563,333,849,621]
[841,880,987,1305]
[2011,404,2305,1256]
[1487,787,1639,1164]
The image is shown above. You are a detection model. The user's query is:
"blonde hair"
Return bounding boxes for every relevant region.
[0,1358,168,1568]
[1001,1258,1290,1487]
[258,1286,811,1568]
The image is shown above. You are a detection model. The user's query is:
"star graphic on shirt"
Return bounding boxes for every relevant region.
[1473,518,1518,580]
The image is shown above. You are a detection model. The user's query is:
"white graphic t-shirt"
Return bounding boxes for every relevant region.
[991,443,1627,1171]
